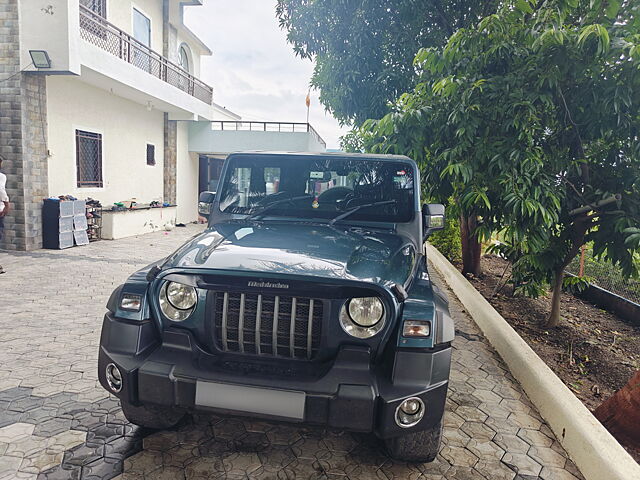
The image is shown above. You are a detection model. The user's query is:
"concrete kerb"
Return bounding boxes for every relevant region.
[426,243,640,480]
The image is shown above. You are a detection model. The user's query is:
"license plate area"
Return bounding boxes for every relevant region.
[195,381,306,420]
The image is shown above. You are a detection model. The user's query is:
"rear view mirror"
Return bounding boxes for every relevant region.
[198,191,216,218]
[422,203,445,239]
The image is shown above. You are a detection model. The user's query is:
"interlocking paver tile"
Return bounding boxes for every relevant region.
[0,226,586,479]
[528,445,568,469]
[501,451,543,476]
[0,422,35,443]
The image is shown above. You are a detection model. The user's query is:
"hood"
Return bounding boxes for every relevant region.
[162,222,418,288]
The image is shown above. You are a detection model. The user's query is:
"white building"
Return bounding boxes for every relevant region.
[0,0,325,249]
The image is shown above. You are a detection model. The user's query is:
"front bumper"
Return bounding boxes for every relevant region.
[98,313,451,439]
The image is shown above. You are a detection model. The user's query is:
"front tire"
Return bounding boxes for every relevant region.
[384,421,443,462]
[120,401,185,429]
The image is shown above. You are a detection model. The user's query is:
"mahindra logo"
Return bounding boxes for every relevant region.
[248,281,289,289]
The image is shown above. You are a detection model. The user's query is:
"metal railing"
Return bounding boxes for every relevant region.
[79,5,213,105]
[210,121,327,148]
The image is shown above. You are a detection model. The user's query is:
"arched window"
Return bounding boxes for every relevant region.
[178,45,190,73]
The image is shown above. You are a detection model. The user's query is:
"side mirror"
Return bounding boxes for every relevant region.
[198,191,216,218]
[422,203,445,239]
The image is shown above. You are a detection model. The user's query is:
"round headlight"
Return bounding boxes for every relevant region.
[347,297,384,327]
[166,282,197,310]
[339,297,385,339]
[159,282,196,321]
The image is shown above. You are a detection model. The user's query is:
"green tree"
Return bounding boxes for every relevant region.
[360,0,640,326]
[276,0,497,126]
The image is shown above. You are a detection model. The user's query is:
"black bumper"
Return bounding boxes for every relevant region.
[98,314,451,439]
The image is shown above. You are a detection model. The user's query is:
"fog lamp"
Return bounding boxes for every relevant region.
[105,363,123,393]
[395,397,425,428]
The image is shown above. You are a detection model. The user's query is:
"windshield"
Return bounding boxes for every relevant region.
[218,155,416,223]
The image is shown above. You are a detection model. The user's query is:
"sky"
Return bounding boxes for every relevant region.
[184,0,350,150]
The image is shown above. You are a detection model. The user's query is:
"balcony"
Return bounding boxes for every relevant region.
[189,121,328,154]
[79,5,213,105]
[211,122,327,149]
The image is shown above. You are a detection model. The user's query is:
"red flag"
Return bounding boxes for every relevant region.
[305,92,311,108]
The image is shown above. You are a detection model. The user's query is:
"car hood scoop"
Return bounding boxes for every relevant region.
[162,222,417,288]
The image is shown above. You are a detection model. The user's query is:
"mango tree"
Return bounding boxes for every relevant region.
[276,0,498,125]
[359,0,640,326]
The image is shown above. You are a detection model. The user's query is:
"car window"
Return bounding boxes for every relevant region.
[218,156,415,223]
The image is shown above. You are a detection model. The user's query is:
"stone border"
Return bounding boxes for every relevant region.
[426,243,640,480]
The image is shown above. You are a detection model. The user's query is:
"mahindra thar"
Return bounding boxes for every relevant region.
[98,152,454,462]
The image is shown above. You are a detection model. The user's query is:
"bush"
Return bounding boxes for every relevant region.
[429,211,462,263]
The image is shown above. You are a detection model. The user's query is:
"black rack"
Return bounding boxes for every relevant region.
[86,204,102,242]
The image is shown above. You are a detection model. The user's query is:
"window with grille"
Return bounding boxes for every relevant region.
[80,0,106,17]
[76,130,103,188]
[146,144,156,166]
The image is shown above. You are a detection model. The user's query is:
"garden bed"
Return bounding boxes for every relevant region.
[462,254,640,461]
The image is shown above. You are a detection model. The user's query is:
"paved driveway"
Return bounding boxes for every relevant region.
[0,226,583,479]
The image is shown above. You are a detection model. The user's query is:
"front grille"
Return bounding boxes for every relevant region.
[213,292,323,360]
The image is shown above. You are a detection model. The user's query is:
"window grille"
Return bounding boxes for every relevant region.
[146,144,156,166]
[76,130,103,188]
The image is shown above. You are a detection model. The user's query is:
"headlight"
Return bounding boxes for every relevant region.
[347,297,384,327]
[159,282,197,321]
[340,297,385,338]
[166,282,197,310]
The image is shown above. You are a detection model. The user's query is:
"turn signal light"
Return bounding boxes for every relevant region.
[402,320,431,337]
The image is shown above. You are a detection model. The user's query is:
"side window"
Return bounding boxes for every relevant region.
[264,167,280,194]
[75,130,103,188]
[220,167,252,210]
[133,8,151,47]
[146,144,156,166]
[81,0,106,17]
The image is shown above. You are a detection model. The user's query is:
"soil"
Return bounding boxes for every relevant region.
[462,254,640,462]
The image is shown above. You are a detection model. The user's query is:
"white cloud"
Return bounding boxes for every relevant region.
[184,0,350,150]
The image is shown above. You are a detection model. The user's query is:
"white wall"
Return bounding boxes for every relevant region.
[19,0,80,74]
[107,0,164,53]
[46,76,165,206]
[176,122,199,223]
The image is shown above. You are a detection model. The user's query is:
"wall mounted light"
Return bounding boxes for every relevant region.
[29,50,51,69]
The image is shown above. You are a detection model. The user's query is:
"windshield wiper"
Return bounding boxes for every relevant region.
[329,199,397,225]
[244,194,313,221]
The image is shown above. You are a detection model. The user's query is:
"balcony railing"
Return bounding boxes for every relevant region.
[79,5,213,105]
[210,121,327,148]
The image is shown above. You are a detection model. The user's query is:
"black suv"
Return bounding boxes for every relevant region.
[98,152,454,462]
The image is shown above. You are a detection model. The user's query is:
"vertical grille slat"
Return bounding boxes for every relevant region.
[238,293,246,353]
[221,292,229,351]
[213,290,323,360]
[307,299,314,360]
[289,298,297,357]
[255,294,262,355]
[273,296,279,356]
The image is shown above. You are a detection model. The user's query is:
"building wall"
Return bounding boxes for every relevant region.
[188,125,328,154]
[46,76,165,207]
[176,122,198,223]
[107,0,164,54]
[0,0,49,251]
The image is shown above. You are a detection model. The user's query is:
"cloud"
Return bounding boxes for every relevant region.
[184,0,349,149]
